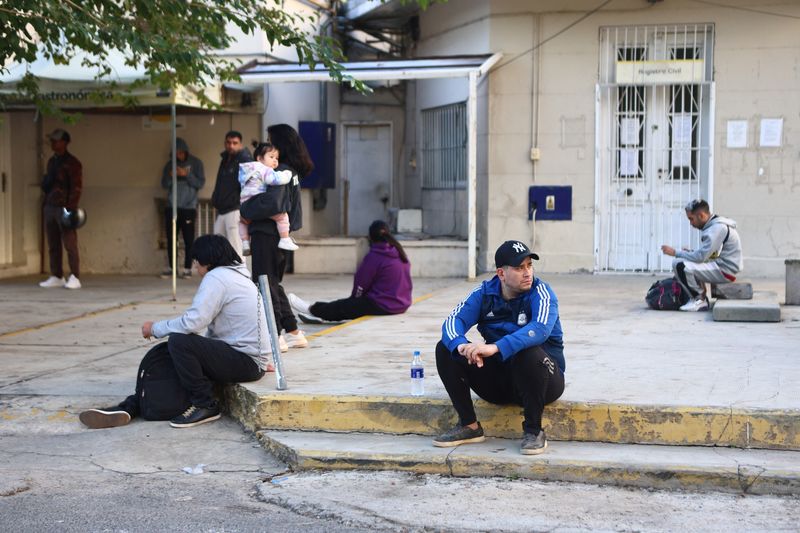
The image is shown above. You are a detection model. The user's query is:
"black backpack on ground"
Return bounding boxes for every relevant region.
[136,342,191,420]
[645,277,690,311]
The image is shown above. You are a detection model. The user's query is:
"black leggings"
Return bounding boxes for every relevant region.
[309,296,390,321]
[435,341,565,434]
[250,231,298,333]
[164,207,196,270]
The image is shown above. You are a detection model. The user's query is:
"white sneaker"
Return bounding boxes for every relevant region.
[288,293,312,315]
[679,296,709,312]
[278,237,299,251]
[64,274,82,290]
[242,240,251,256]
[284,330,308,349]
[278,335,289,353]
[39,276,66,288]
[297,312,343,325]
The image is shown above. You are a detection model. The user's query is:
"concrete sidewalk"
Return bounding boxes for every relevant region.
[2,271,799,494]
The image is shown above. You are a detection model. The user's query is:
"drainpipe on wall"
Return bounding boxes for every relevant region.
[530,13,541,252]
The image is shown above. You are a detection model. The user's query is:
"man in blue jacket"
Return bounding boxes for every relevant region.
[434,240,565,455]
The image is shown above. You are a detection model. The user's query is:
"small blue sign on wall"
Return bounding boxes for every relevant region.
[299,121,336,189]
[528,186,572,220]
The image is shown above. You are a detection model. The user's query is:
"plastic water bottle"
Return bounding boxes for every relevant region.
[410,350,424,396]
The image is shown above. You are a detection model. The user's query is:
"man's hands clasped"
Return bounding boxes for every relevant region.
[457,343,499,368]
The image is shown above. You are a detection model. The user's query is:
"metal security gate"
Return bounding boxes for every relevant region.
[595,24,715,272]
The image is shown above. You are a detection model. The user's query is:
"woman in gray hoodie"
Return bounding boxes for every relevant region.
[79,235,272,429]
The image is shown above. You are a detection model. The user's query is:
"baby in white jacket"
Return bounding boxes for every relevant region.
[237,142,298,254]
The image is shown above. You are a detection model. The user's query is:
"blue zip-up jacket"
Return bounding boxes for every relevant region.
[441,276,565,372]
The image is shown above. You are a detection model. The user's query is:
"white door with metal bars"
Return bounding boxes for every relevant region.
[596,24,715,272]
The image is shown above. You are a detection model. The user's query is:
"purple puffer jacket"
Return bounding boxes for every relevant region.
[352,242,412,314]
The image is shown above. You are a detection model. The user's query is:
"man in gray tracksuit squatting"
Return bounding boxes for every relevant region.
[661,199,743,312]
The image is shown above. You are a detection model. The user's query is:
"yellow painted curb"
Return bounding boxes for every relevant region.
[226,387,800,451]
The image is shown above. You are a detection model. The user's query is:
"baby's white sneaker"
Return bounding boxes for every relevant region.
[278,237,299,251]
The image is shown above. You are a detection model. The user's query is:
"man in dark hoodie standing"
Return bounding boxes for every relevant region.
[161,137,205,277]
[39,128,83,290]
[211,130,252,256]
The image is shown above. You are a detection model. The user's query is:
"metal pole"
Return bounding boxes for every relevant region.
[170,104,177,301]
[467,71,478,280]
[258,274,287,390]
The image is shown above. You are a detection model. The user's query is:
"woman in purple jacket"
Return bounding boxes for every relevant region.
[288,220,412,324]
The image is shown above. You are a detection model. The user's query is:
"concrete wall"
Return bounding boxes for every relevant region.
[414,0,800,275]
[0,111,260,279]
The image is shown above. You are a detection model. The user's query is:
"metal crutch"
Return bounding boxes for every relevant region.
[258,274,287,390]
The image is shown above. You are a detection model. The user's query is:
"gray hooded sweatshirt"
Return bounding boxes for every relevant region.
[676,214,743,275]
[162,137,206,210]
[151,263,270,370]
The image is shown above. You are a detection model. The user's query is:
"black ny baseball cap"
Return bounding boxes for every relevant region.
[494,240,539,268]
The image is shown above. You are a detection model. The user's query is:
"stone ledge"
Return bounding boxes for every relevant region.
[257,430,800,495]
[223,388,800,451]
[713,291,781,322]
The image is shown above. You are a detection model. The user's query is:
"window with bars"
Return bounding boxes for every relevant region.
[616,47,646,180]
[421,101,467,189]
[669,46,701,181]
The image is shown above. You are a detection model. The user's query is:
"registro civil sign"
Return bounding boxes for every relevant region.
[615,59,705,85]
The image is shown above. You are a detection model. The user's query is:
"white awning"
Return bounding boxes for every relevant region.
[239,53,503,279]
[238,54,501,84]
[0,49,246,109]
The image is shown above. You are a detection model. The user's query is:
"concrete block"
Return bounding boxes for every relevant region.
[786,259,800,305]
[396,209,422,233]
[712,282,753,300]
[713,291,781,322]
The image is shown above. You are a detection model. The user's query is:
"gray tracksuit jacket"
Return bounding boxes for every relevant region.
[151,263,270,370]
[675,215,743,275]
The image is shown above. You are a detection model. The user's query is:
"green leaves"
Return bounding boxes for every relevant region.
[0,0,396,116]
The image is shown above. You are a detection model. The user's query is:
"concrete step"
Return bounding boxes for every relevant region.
[291,236,468,277]
[711,282,753,300]
[713,290,781,322]
[257,430,800,495]
[225,389,800,451]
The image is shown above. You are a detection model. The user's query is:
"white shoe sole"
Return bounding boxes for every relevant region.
[520,440,548,455]
[432,435,485,448]
[79,409,131,429]
[169,413,221,428]
[286,339,308,349]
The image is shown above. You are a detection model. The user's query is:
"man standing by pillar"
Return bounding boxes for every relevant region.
[161,137,205,278]
[211,130,252,256]
[39,128,82,290]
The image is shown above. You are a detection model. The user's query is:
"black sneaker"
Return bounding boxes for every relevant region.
[432,422,485,447]
[520,430,547,455]
[79,407,131,429]
[169,405,221,428]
